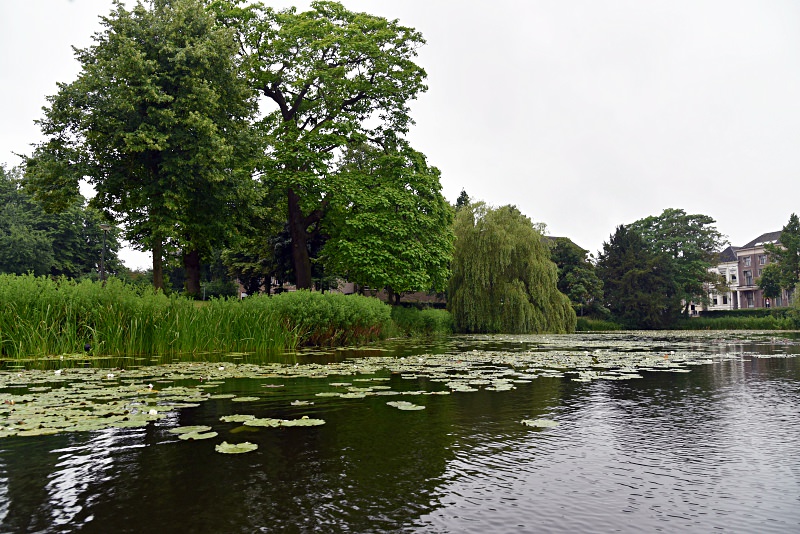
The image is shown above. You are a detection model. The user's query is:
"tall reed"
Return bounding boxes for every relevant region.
[0,274,294,358]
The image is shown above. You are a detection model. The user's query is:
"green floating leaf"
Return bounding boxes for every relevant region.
[243,418,283,428]
[280,417,325,427]
[521,419,559,428]
[386,401,425,411]
[231,396,260,402]
[178,430,218,441]
[220,414,256,423]
[215,441,258,454]
[168,425,213,435]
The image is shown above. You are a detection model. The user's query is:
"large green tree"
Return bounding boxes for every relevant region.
[549,237,606,317]
[0,165,120,277]
[26,0,257,294]
[215,1,428,288]
[629,208,727,312]
[322,143,453,302]
[763,213,800,300]
[448,202,575,334]
[596,225,680,329]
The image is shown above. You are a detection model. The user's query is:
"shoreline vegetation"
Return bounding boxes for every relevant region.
[2,274,798,365]
[0,274,452,363]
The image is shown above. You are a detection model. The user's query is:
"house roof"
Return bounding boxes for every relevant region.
[717,245,739,263]
[741,231,781,249]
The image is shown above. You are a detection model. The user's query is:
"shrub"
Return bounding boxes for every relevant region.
[391,306,453,337]
[575,317,623,331]
[255,290,393,346]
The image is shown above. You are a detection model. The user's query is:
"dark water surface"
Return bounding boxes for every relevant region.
[1,332,799,533]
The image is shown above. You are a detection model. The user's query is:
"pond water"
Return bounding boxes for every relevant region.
[1,332,800,533]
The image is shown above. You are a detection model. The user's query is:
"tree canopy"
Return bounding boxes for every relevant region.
[763,213,800,298]
[549,237,606,317]
[596,225,680,329]
[322,143,453,301]
[448,202,575,334]
[26,0,257,294]
[215,0,429,288]
[628,208,727,312]
[0,164,120,277]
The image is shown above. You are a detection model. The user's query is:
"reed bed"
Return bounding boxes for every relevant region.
[0,274,294,359]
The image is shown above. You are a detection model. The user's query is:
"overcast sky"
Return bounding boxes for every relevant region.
[2,0,799,269]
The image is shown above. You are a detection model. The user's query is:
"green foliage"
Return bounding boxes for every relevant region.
[257,290,393,346]
[575,317,622,331]
[390,306,453,337]
[676,314,800,330]
[215,1,429,288]
[764,213,800,297]
[0,274,295,359]
[455,189,470,211]
[549,237,606,318]
[629,208,727,310]
[448,202,576,334]
[758,263,784,299]
[26,0,258,291]
[0,164,121,277]
[323,144,454,296]
[597,225,681,329]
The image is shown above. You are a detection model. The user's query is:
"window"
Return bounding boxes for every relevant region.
[744,257,751,267]
[777,296,783,307]
[747,293,754,308]
[759,255,767,265]
[744,270,753,285]
[723,295,728,305]
[712,297,718,305]
[731,274,737,282]
[758,269,763,277]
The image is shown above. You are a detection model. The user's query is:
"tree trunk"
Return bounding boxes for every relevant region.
[288,188,313,289]
[184,249,201,298]
[152,237,164,290]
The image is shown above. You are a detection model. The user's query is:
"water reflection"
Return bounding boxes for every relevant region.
[0,332,799,533]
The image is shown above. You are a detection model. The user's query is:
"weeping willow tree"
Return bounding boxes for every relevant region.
[448,202,576,334]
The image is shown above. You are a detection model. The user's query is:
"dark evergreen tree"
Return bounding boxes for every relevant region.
[549,237,606,317]
[596,225,680,329]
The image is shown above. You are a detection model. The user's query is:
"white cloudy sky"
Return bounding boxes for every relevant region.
[2,0,799,269]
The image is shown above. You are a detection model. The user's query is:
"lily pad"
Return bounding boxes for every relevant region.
[521,419,559,428]
[220,414,256,423]
[230,396,260,402]
[168,425,213,434]
[386,401,425,411]
[215,441,258,454]
[178,430,218,440]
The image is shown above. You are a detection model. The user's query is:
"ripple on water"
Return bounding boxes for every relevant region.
[414,365,800,533]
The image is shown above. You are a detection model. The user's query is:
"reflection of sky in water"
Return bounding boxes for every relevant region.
[416,360,800,533]
[0,461,8,525]
[46,428,151,528]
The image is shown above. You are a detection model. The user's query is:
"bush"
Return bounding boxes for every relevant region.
[390,306,453,337]
[575,317,623,332]
[255,290,393,346]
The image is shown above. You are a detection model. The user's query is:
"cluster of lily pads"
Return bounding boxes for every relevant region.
[1,333,796,448]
